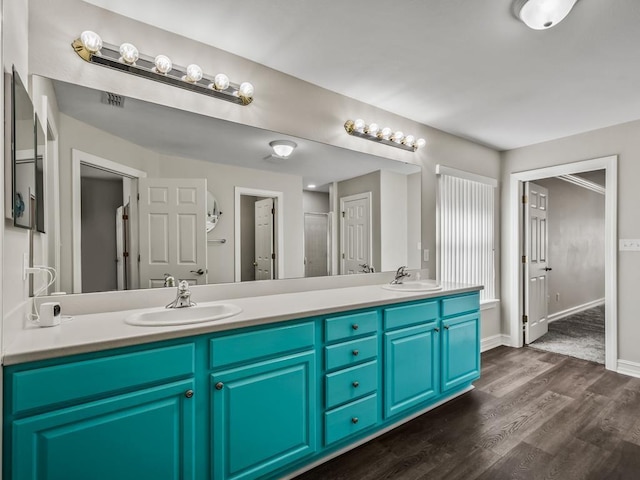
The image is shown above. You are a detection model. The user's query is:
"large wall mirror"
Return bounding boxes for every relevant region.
[41,77,422,294]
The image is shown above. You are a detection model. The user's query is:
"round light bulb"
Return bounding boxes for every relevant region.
[80,30,103,53]
[154,55,173,74]
[380,127,392,140]
[416,138,427,148]
[353,119,365,133]
[392,131,404,143]
[367,123,379,136]
[238,82,254,101]
[403,135,415,147]
[185,64,203,83]
[119,43,139,65]
[212,73,230,91]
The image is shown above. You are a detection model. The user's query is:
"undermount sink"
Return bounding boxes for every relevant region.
[125,303,242,326]
[382,280,443,293]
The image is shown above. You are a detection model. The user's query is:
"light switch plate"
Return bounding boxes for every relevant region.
[619,239,640,251]
[423,249,430,262]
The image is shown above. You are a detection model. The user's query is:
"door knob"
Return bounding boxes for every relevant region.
[190,268,205,275]
[253,261,258,267]
[543,267,553,271]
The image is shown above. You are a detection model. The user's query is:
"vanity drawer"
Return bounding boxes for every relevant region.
[325,311,378,343]
[442,292,480,318]
[325,360,378,409]
[325,336,377,371]
[325,394,378,445]
[8,343,195,416]
[210,321,315,369]
[384,300,439,330]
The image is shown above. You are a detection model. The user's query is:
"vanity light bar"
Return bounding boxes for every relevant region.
[72,31,254,106]
[344,119,426,152]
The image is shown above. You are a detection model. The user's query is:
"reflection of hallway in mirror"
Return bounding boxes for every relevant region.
[240,195,277,281]
[304,213,330,277]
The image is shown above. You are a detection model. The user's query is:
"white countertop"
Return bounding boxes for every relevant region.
[2,282,481,365]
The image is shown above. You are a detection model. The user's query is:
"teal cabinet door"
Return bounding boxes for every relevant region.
[211,351,317,480]
[441,312,481,392]
[11,379,196,480]
[384,323,439,418]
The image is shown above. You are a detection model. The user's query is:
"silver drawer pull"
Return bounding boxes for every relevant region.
[444,325,450,330]
[434,327,440,332]
[352,381,360,388]
[352,349,359,356]
[215,382,224,390]
[352,324,359,331]
[185,389,194,398]
[351,417,359,424]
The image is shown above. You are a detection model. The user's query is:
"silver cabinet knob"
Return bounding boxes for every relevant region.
[434,327,440,332]
[352,324,359,331]
[444,325,450,330]
[352,381,360,388]
[351,417,359,424]
[185,389,194,398]
[215,382,224,390]
[352,349,359,356]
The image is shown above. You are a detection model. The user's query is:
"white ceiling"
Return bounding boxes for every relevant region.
[83,0,640,151]
[52,79,419,190]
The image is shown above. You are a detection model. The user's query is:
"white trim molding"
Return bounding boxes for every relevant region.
[507,155,617,372]
[481,334,513,352]
[547,298,605,323]
[557,174,605,195]
[617,360,640,379]
[234,187,285,282]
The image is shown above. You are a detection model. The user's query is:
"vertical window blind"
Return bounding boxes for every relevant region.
[437,166,496,301]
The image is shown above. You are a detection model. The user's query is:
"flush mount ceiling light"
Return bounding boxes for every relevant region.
[344,119,425,152]
[269,140,297,159]
[513,0,579,30]
[72,31,254,105]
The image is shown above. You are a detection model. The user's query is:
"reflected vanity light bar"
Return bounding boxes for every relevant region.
[72,31,254,106]
[344,119,426,152]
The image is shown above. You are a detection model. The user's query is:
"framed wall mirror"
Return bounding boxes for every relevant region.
[40,77,422,294]
[11,67,36,229]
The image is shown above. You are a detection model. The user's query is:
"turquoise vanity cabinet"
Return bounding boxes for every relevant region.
[4,344,197,480]
[3,289,480,480]
[210,323,317,480]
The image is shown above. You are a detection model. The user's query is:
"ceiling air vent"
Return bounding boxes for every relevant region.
[101,91,125,108]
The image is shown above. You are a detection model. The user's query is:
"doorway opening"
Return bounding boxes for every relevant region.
[234,187,284,282]
[71,149,146,293]
[524,172,606,364]
[508,155,617,371]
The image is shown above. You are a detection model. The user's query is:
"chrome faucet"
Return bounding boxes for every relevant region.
[163,274,176,287]
[166,280,196,308]
[360,263,375,273]
[391,266,411,284]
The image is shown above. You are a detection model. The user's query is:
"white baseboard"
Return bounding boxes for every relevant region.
[617,360,640,378]
[481,334,512,352]
[547,298,605,324]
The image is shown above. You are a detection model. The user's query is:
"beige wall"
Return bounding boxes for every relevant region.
[502,118,640,364]
[536,177,605,315]
[302,191,329,214]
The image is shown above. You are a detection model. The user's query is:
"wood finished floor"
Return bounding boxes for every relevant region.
[294,346,640,480]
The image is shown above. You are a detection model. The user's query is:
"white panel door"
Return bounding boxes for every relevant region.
[340,193,372,274]
[524,182,551,344]
[254,198,274,280]
[139,178,207,288]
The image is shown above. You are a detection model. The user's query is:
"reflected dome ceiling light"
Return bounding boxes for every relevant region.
[72,31,254,105]
[269,140,297,159]
[513,0,579,30]
[344,120,425,152]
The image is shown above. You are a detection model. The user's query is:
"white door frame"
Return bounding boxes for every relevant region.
[234,186,284,282]
[339,192,373,274]
[71,149,147,293]
[508,155,617,371]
